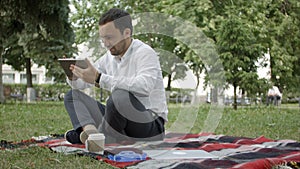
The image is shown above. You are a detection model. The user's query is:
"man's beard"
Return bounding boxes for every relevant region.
[109,39,126,56]
[109,47,119,56]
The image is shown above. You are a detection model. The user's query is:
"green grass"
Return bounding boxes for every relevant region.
[167,103,300,140]
[0,102,299,168]
[216,106,300,140]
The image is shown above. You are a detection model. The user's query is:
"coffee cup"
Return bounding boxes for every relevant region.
[85,133,105,154]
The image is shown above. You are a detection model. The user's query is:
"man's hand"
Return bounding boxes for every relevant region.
[70,58,98,84]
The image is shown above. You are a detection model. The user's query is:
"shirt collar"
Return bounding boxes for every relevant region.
[113,39,134,62]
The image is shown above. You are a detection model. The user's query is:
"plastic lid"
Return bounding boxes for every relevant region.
[88,133,105,140]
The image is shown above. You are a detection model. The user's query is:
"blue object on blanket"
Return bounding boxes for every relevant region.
[108,151,147,162]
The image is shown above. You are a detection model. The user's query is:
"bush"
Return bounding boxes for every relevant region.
[3,83,111,102]
[36,83,71,101]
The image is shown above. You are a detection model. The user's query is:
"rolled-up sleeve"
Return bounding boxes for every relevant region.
[99,73,113,91]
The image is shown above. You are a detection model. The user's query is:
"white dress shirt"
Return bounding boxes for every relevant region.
[67,39,168,121]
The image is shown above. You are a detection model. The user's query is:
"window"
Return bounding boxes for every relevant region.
[20,74,38,84]
[3,73,15,83]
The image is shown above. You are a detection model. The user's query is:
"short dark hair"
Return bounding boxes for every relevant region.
[99,8,133,35]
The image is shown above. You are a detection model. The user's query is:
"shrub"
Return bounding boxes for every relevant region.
[3,83,110,102]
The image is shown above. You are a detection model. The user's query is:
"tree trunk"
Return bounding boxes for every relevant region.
[25,58,36,102]
[233,84,237,110]
[192,72,201,104]
[211,86,218,103]
[26,58,33,88]
[147,33,153,47]
[269,46,275,83]
[0,46,5,103]
[166,74,172,91]
[195,71,200,90]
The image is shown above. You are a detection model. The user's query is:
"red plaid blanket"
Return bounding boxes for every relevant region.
[1,133,300,169]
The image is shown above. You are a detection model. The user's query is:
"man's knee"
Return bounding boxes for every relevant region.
[64,89,83,102]
[110,89,145,111]
[64,90,73,102]
[111,89,130,101]
[109,89,131,107]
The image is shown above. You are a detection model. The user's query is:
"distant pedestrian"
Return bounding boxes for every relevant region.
[267,86,282,106]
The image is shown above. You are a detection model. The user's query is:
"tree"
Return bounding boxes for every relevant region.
[161,0,212,87]
[288,3,300,97]
[260,0,295,90]
[216,14,262,109]
[0,1,25,103]
[0,0,75,102]
[133,15,189,91]
[267,0,300,97]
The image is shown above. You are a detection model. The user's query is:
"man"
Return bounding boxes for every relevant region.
[267,85,282,106]
[64,8,168,144]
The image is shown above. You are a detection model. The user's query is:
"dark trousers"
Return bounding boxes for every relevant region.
[64,89,165,142]
[267,95,281,106]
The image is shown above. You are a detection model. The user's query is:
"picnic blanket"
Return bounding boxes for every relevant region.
[1,133,300,169]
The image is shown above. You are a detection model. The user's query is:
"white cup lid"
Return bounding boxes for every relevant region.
[88,133,105,139]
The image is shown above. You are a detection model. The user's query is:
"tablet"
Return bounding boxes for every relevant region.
[58,58,88,77]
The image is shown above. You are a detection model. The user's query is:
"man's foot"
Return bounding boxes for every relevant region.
[64,129,82,144]
[79,125,99,143]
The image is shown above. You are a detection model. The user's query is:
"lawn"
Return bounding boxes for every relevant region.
[0,102,299,168]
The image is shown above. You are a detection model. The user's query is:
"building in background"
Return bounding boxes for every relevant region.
[2,64,53,84]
